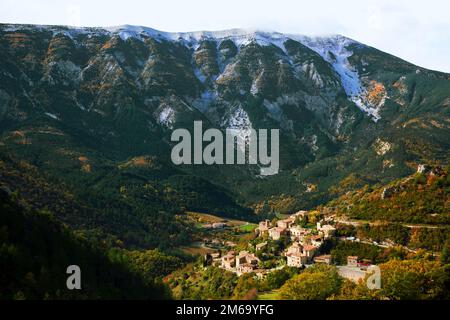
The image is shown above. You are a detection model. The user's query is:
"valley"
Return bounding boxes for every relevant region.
[0,23,448,300]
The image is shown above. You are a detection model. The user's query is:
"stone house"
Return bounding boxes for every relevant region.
[417,164,431,174]
[236,251,259,267]
[285,242,303,256]
[337,266,367,283]
[302,245,317,260]
[277,218,295,229]
[291,210,307,219]
[235,251,259,274]
[286,243,316,266]
[221,251,236,269]
[268,227,286,240]
[255,242,267,251]
[347,256,359,267]
[289,226,310,241]
[255,219,271,236]
[212,222,226,229]
[236,263,256,274]
[317,223,336,238]
[287,252,308,268]
[210,252,221,259]
[314,255,332,265]
[310,235,323,248]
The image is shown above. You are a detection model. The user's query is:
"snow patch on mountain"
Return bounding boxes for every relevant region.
[102,26,290,53]
[301,62,324,87]
[3,24,382,121]
[155,104,175,129]
[45,112,60,120]
[221,105,258,166]
[222,105,252,130]
[102,26,382,122]
[297,35,381,121]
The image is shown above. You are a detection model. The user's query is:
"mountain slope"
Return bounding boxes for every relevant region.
[0,23,449,245]
[325,165,450,225]
[0,187,170,299]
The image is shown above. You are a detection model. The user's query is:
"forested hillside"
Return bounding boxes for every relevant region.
[0,188,174,299]
[325,165,450,224]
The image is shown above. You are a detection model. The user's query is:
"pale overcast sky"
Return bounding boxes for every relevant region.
[1,0,449,72]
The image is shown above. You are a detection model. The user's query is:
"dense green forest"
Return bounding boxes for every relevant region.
[167,258,450,300]
[0,188,182,299]
[326,166,450,224]
[0,151,253,249]
[0,23,449,301]
[334,223,450,252]
[280,261,450,300]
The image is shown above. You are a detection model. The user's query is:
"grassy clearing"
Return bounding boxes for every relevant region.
[258,290,280,300]
[238,223,258,232]
[186,211,250,227]
[179,242,216,255]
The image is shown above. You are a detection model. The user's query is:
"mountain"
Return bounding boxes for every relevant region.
[0,23,449,247]
[0,187,171,299]
[325,165,449,225]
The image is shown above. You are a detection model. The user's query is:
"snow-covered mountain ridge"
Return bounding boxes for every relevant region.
[2,23,383,121]
[3,23,353,51]
[1,22,449,202]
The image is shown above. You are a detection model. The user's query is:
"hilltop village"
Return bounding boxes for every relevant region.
[203,210,376,283]
[166,165,448,300]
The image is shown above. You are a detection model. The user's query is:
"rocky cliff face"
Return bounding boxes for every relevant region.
[0,25,363,161]
[0,24,449,211]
